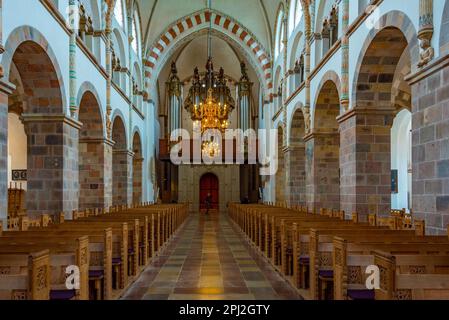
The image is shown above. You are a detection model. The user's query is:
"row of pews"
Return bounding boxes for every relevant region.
[0,203,189,300]
[229,203,449,300]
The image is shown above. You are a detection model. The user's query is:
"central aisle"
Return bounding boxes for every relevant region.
[122,212,302,300]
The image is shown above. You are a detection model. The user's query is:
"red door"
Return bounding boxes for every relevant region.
[200,173,219,211]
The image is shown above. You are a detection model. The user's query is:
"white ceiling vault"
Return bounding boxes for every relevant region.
[137,0,281,56]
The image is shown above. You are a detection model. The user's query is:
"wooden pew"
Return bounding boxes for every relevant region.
[310,229,448,300]
[0,249,50,300]
[2,228,112,300]
[333,238,449,300]
[0,236,89,300]
[374,250,449,300]
[46,221,126,295]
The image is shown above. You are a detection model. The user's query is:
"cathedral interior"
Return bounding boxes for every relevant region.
[0,0,449,302]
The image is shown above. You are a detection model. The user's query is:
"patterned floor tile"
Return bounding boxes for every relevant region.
[121,212,302,300]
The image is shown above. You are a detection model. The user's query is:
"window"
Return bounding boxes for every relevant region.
[114,0,124,28]
[275,8,285,59]
[288,0,303,37]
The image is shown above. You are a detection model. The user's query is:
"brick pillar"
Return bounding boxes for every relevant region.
[132,157,143,205]
[21,114,81,218]
[0,80,14,229]
[113,149,134,206]
[285,146,306,206]
[338,109,393,221]
[304,132,340,211]
[409,62,449,235]
[79,138,115,210]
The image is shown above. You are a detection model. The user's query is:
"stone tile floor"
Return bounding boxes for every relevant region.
[121,212,302,300]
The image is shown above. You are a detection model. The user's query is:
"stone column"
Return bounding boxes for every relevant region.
[338,109,393,221]
[68,0,78,117]
[21,114,82,218]
[285,145,306,206]
[79,138,115,210]
[341,0,350,112]
[417,0,434,68]
[112,149,134,206]
[105,2,114,138]
[409,47,449,235]
[304,132,340,211]
[132,156,144,205]
[0,80,14,229]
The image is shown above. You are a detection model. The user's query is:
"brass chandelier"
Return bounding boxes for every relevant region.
[184,0,235,157]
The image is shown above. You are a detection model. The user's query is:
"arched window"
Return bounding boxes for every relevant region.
[275,8,285,59]
[114,0,124,28]
[288,0,303,37]
[131,10,141,55]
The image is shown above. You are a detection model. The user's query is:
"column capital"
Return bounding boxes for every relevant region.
[79,137,116,147]
[113,149,135,157]
[303,130,339,142]
[20,113,83,130]
[336,107,396,124]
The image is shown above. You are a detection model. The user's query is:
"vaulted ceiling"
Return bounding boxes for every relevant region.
[137,0,282,55]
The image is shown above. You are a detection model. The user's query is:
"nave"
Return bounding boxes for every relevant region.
[122,212,301,300]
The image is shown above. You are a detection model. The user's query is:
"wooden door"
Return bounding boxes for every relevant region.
[199,173,219,210]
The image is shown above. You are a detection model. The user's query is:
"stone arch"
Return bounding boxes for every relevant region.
[312,70,342,128]
[5,31,79,218]
[144,9,272,91]
[111,110,128,148]
[2,26,67,114]
[76,82,105,135]
[439,0,449,55]
[78,89,110,210]
[288,30,303,70]
[132,131,143,205]
[112,115,131,206]
[275,123,286,204]
[307,77,340,211]
[351,10,419,106]
[287,105,306,206]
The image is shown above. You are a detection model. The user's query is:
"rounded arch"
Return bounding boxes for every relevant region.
[314,0,334,32]
[274,2,286,60]
[288,104,307,206]
[2,26,68,114]
[112,28,127,64]
[313,79,341,132]
[288,30,303,70]
[76,81,105,127]
[275,122,286,204]
[111,112,128,149]
[312,70,341,130]
[273,65,283,91]
[440,0,449,55]
[351,10,419,105]
[132,129,144,205]
[133,61,143,91]
[288,102,305,142]
[132,129,143,156]
[78,90,104,140]
[81,0,102,29]
[144,9,272,92]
